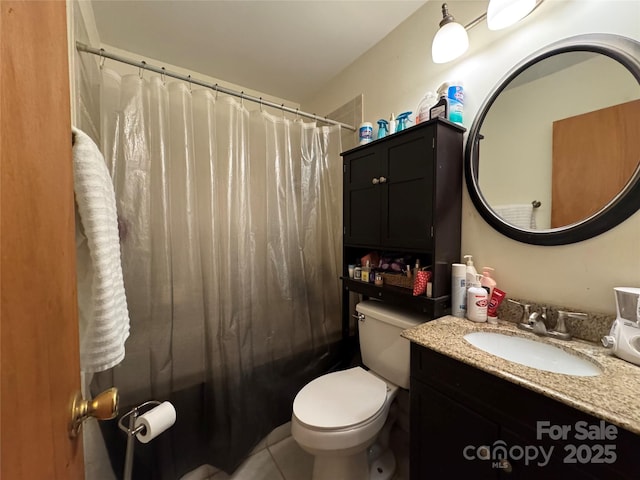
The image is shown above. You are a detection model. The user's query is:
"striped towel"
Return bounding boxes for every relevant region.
[493,204,536,229]
[72,127,130,373]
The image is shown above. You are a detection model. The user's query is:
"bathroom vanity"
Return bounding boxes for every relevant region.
[404,318,640,479]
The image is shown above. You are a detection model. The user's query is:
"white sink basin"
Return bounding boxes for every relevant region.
[463,331,602,377]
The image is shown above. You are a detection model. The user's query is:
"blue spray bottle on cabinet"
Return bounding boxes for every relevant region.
[376,119,389,139]
[395,111,413,132]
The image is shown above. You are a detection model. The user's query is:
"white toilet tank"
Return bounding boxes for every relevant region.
[356,300,426,389]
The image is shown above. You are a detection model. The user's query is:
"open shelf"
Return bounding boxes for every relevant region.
[342,277,451,318]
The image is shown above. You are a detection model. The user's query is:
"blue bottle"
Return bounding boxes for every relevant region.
[447,83,464,124]
[376,119,389,139]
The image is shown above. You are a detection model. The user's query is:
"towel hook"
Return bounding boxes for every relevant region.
[99,48,106,69]
[138,61,146,80]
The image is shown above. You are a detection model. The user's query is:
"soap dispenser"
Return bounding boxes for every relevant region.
[467,274,488,323]
[481,267,497,297]
[463,255,478,293]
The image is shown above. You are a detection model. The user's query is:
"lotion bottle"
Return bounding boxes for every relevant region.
[481,267,497,297]
[467,274,488,323]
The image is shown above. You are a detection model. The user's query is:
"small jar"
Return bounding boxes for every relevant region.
[354,266,362,280]
[374,273,383,286]
[348,264,355,278]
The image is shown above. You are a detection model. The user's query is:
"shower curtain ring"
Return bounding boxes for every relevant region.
[214,84,219,100]
[99,49,106,69]
[259,97,263,112]
[187,75,192,93]
[240,91,244,107]
[295,108,300,120]
[282,104,286,120]
[139,61,146,80]
[160,67,166,85]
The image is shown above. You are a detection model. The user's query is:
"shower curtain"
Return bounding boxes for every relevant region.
[89,68,343,478]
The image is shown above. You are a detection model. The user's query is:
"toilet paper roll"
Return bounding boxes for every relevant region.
[134,401,176,444]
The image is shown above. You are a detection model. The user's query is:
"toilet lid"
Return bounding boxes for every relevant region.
[293,367,387,429]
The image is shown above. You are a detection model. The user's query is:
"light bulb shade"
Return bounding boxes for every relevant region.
[431,21,469,64]
[487,0,537,31]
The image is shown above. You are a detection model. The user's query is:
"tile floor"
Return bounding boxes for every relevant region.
[180,419,410,480]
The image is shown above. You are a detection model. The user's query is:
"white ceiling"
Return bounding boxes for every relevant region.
[90,0,428,103]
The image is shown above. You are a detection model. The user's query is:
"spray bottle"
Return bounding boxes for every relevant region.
[376,119,389,139]
[395,111,413,133]
[429,82,450,120]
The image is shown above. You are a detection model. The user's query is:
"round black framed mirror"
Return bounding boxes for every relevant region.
[465,34,640,246]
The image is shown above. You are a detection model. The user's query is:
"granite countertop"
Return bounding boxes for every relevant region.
[402,316,640,435]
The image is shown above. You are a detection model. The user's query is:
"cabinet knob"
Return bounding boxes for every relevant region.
[379,176,387,183]
[371,177,379,185]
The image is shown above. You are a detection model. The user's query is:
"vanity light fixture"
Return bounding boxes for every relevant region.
[431,3,469,64]
[487,0,537,31]
[431,1,543,64]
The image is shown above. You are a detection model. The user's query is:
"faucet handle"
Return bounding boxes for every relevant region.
[556,310,588,333]
[508,299,531,324]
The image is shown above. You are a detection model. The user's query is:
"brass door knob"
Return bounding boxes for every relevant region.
[69,387,119,437]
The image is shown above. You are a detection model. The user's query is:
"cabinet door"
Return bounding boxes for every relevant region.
[381,131,434,249]
[411,379,499,480]
[344,148,382,246]
[499,427,602,480]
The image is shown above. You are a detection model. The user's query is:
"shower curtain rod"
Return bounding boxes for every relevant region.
[76,42,356,131]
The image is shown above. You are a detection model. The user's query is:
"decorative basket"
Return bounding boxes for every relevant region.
[381,273,414,289]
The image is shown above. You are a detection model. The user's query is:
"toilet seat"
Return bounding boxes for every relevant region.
[293,367,387,430]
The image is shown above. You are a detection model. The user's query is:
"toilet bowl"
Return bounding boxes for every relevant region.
[291,300,425,480]
[291,367,398,480]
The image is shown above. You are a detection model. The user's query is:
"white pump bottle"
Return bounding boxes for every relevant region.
[467,274,488,323]
[463,255,478,291]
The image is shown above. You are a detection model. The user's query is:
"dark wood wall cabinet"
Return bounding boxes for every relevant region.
[410,343,640,479]
[341,118,464,333]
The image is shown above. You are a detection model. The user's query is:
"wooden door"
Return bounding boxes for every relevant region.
[552,99,640,228]
[1,1,84,478]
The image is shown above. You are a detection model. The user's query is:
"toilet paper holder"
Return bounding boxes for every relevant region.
[117,400,160,437]
[117,400,161,480]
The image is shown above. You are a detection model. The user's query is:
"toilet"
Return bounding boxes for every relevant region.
[291,300,425,480]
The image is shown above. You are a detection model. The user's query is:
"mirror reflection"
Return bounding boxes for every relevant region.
[477,52,640,230]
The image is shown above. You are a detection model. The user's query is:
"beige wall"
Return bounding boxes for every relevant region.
[302,0,640,314]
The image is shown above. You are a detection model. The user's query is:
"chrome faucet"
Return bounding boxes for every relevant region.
[507,300,586,341]
[529,311,548,335]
